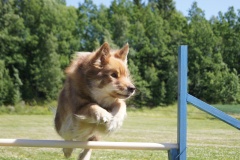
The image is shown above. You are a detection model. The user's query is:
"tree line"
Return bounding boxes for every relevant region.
[0,0,239,107]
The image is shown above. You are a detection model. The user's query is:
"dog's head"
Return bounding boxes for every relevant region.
[85,42,135,104]
[66,42,135,106]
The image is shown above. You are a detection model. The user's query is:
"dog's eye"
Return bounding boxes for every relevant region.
[111,72,118,78]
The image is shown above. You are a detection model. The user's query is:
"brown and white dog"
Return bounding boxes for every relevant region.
[54,42,135,160]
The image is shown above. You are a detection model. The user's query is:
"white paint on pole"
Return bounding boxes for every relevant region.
[0,139,178,150]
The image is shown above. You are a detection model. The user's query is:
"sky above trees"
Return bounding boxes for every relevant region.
[66,0,240,19]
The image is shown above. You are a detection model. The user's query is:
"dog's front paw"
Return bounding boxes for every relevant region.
[107,116,124,132]
[98,112,113,124]
[75,110,112,124]
[95,111,113,124]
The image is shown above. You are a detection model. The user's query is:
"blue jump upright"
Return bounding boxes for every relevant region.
[173,45,240,160]
[177,46,188,160]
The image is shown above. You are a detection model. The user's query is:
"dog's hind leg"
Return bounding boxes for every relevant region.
[63,148,73,158]
[78,136,98,160]
[78,149,92,160]
[62,139,73,158]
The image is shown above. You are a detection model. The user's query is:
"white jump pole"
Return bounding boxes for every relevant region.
[0,139,178,150]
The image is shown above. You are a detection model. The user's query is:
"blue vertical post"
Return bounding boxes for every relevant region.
[177,46,188,160]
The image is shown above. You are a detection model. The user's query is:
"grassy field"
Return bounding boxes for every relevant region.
[0,105,239,160]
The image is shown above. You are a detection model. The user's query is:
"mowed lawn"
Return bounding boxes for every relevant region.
[0,105,239,160]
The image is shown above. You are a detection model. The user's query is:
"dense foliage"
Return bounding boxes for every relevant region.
[0,0,240,106]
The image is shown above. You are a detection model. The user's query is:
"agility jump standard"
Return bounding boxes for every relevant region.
[0,46,239,160]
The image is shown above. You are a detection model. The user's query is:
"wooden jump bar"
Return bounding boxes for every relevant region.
[0,139,178,150]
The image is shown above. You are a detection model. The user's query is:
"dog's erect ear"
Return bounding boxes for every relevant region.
[92,42,110,66]
[115,43,129,63]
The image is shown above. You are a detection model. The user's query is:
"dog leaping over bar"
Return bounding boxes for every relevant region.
[54,42,135,160]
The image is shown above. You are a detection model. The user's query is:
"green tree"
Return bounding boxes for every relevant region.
[0,61,13,105]
[111,14,130,46]
[55,5,80,69]
[128,59,151,107]
[18,0,66,100]
[211,7,240,74]
[0,0,25,104]
[31,34,63,100]
[149,0,176,19]
[77,0,102,50]
[133,0,144,8]
[187,2,240,103]
[144,64,166,106]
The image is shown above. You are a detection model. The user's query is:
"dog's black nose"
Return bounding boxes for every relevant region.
[127,86,136,93]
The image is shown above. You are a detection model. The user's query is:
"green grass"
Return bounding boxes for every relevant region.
[214,104,240,115]
[0,101,57,115]
[0,105,239,160]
